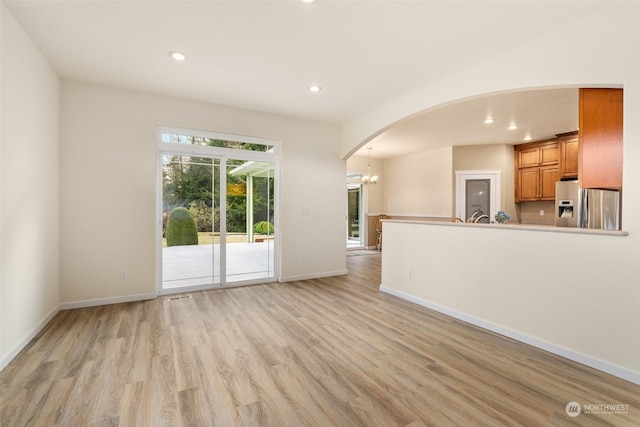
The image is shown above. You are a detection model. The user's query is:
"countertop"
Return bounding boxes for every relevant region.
[381,219,629,236]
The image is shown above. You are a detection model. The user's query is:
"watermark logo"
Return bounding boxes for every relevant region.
[565,401,630,417]
[566,402,581,417]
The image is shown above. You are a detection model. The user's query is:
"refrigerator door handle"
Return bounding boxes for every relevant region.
[578,189,587,228]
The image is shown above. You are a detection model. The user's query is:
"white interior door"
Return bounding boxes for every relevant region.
[455,170,501,223]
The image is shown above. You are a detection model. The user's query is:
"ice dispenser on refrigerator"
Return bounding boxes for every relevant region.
[555,181,579,228]
[555,180,622,230]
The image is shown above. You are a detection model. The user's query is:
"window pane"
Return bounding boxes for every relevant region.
[162,155,220,288]
[226,160,275,282]
[466,179,491,223]
[161,132,273,152]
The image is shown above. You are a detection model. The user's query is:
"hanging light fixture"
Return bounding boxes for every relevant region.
[361,147,379,185]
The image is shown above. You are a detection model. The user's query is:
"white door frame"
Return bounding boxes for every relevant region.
[455,170,501,222]
[157,127,279,295]
[346,182,365,249]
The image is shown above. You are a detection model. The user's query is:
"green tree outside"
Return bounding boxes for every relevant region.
[162,137,274,237]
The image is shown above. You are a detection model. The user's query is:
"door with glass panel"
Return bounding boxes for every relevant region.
[347,183,364,249]
[225,159,275,283]
[465,179,491,223]
[159,130,277,291]
[162,154,221,288]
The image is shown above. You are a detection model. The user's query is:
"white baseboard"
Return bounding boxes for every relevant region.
[1,306,60,371]
[279,269,348,283]
[59,293,157,310]
[379,285,640,386]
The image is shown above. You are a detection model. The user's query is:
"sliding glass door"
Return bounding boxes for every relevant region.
[161,154,221,288]
[158,129,278,292]
[225,159,275,283]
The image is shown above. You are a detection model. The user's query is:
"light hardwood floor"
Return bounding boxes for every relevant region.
[1,254,639,426]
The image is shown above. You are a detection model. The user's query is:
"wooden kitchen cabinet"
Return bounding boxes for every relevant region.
[516,165,559,201]
[540,166,560,199]
[514,140,560,202]
[579,88,623,190]
[518,146,543,168]
[518,168,539,200]
[558,131,579,179]
[516,141,559,168]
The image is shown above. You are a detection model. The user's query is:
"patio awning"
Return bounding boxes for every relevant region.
[228,161,274,177]
[227,158,275,245]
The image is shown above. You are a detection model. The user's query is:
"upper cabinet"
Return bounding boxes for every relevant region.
[514,133,579,203]
[514,140,560,202]
[558,131,579,179]
[579,88,623,190]
[517,141,559,168]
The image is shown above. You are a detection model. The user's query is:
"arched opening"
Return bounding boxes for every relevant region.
[345,87,580,229]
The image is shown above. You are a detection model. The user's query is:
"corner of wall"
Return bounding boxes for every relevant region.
[1,3,61,369]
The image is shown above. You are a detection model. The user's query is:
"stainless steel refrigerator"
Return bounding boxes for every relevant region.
[555,181,622,230]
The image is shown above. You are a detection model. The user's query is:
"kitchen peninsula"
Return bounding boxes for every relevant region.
[378,218,637,385]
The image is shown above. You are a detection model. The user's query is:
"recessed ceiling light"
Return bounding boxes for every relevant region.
[302,0,316,3]
[508,123,518,130]
[484,117,494,124]
[169,51,187,61]
[309,85,322,93]
[524,135,533,141]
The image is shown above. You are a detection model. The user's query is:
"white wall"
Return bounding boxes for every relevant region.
[383,147,452,217]
[452,144,515,220]
[340,3,640,161]
[1,4,60,367]
[59,81,346,303]
[350,145,512,221]
[381,222,639,383]
[343,3,640,382]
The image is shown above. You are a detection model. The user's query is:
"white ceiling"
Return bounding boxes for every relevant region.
[363,88,579,159]
[5,0,598,159]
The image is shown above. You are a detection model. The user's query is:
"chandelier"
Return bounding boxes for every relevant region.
[361,147,378,185]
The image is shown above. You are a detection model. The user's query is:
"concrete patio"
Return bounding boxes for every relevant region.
[162,240,275,289]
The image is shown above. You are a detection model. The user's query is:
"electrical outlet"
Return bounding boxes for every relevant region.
[298,255,304,263]
[539,210,545,216]
[120,269,128,279]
